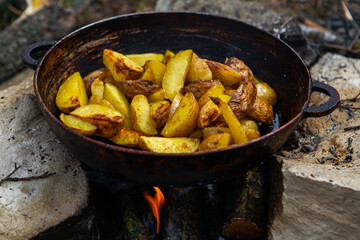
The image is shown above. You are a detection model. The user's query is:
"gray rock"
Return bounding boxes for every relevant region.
[268,53,360,239]
[0,71,96,239]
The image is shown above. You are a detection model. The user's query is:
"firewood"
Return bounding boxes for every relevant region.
[222,165,268,240]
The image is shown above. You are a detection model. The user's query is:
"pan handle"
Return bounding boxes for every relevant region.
[303,81,340,118]
[21,41,57,70]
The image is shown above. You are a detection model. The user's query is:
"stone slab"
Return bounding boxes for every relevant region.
[269,53,360,239]
[0,71,93,239]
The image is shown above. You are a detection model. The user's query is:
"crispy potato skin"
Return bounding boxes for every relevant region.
[256,82,277,106]
[108,128,143,147]
[186,52,213,82]
[226,57,257,119]
[183,80,221,100]
[199,133,232,151]
[150,101,170,130]
[197,100,221,129]
[248,97,274,124]
[116,79,160,99]
[138,136,199,153]
[206,60,244,86]
[83,68,111,95]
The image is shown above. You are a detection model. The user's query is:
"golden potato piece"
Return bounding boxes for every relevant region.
[199,133,232,151]
[148,89,166,103]
[91,77,105,98]
[56,72,88,113]
[150,100,170,130]
[144,60,167,86]
[161,92,199,137]
[202,127,231,139]
[103,49,143,82]
[103,83,132,129]
[188,128,203,138]
[130,94,157,135]
[183,80,221,100]
[197,100,221,129]
[186,52,212,82]
[248,97,274,124]
[83,68,112,95]
[60,113,97,136]
[126,53,164,67]
[198,84,225,109]
[163,49,175,64]
[70,104,124,138]
[116,79,159,99]
[138,136,199,153]
[167,92,183,121]
[240,117,258,130]
[211,97,248,144]
[256,82,277,106]
[108,128,143,147]
[162,49,193,100]
[141,68,156,83]
[244,128,260,141]
[206,60,244,86]
[89,95,115,109]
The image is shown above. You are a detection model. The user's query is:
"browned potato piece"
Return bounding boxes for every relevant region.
[116,79,160,99]
[150,100,170,130]
[108,128,143,147]
[256,82,277,106]
[56,72,88,113]
[167,92,183,121]
[163,49,175,64]
[130,95,157,135]
[211,97,248,144]
[144,60,167,86]
[141,68,156,83]
[202,127,231,139]
[91,78,105,97]
[162,50,193,100]
[103,49,143,82]
[60,113,97,136]
[103,83,132,129]
[138,136,199,153]
[240,117,258,130]
[198,84,225,109]
[248,97,274,124]
[206,60,244,86]
[186,52,212,82]
[125,53,164,67]
[161,92,199,137]
[70,104,124,138]
[89,95,115,109]
[197,100,221,129]
[244,129,260,141]
[148,89,166,103]
[83,68,112,95]
[183,80,221,100]
[199,133,232,151]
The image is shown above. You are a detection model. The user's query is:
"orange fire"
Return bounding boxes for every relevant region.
[144,187,165,233]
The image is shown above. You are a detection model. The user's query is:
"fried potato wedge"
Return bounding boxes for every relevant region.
[130,94,157,135]
[103,49,143,82]
[202,127,231,139]
[83,68,112,95]
[206,60,244,86]
[239,117,259,130]
[188,128,203,138]
[56,72,88,113]
[60,113,97,136]
[117,79,159,99]
[89,95,115,109]
[103,83,132,129]
[256,82,277,106]
[244,128,260,141]
[144,60,167,86]
[186,52,212,82]
[91,77,105,98]
[126,53,164,67]
[161,92,199,137]
[183,80,221,100]
[163,49,175,64]
[108,128,143,147]
[138,136,199,153]
[211,97,248,144]
[141,68,156,83]
[198,100,221,129]
[199,133,232,151]
[150,100,170,130]
[162,50,193,100]
[248,97,274,124]
[148,89,166,103]
[167,92,183,121]
[198,84,225,109]
[70,104,124,138]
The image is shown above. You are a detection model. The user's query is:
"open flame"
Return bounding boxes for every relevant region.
[144,187,165,233]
